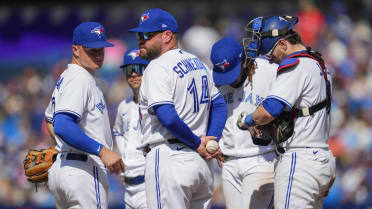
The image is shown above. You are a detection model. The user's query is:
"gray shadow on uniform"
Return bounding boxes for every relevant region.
[249,182,274,209]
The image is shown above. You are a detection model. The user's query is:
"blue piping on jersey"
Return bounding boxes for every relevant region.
[54,110,81,122]
[211,92,221,101]
[148,101,174,115]
[285,152,296,209]
[266,95,292,109]
[155,149,162,209]
[54,113,103,155]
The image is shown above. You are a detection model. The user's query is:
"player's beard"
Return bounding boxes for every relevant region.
[140,42,162,61]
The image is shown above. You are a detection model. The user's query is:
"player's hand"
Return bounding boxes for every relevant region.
[196,136,216,160]
[99,146,125,174]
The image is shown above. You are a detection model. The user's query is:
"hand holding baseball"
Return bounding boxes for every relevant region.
[206,140,219,154]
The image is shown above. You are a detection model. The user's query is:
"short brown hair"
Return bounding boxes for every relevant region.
[285,30,303,45]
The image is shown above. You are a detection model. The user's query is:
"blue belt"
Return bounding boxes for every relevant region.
[125,175,145,186]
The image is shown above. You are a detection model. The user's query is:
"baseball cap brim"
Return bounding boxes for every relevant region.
[213,60,242,86]
[128,26,162,33]
[82,41,114,48]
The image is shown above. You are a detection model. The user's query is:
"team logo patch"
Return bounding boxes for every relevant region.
[91,27,104,37]
[128,50,140,60]
[141,13,149,23]
[215,59,230,72]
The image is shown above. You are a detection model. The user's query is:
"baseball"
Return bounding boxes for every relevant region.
[206,140,219,154]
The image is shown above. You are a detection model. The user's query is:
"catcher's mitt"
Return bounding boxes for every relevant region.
[256,111,294,145]
[23,147,58,183]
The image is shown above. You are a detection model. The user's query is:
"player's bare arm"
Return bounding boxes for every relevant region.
[45,120,57,145]
[99,146,125,174]
[253,104,275,125]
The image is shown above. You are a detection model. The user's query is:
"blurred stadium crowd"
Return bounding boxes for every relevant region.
[0,0,371,208]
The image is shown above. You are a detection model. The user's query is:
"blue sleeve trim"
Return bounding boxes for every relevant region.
[207,95,227,141]
[55,110,81,122]
[211,92,221,101]
[54,113,103,155]
[262,98,285,117]
[266,95,292,109]
[154,104,201,150]
[148,101,174,115]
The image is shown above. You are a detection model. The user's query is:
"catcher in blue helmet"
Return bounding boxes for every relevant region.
[238,16,335,209]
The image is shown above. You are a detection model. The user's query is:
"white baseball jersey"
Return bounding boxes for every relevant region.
[45,63,112,209]
[267,57,332,148]
[112,96,145,178]
[45,63,113,166]
[218,58,277,157]
[139,49,220,146]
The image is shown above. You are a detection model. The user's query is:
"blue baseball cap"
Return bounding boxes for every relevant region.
[128,9,178,33]
[120,49,150,68]
[211,37,244,86]
[72,22,114,48]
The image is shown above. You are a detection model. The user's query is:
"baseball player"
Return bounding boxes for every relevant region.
[210,37,277,209]
[44,22,124,209]
[129,8,227,209]
[238,16,336,208]
[112,49,149,209]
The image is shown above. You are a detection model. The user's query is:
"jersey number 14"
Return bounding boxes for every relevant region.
[187,75,210,113]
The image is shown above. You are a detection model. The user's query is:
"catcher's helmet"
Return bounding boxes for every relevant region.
[243,16,298,58]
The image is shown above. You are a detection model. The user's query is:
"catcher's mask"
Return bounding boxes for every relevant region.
[243,16,298,59]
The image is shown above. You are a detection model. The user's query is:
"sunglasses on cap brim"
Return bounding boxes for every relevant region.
[122,64,147,77]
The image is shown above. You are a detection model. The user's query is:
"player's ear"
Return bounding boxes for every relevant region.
[72,45,80,57]
[280,39,288,52]
[162,30,172,43]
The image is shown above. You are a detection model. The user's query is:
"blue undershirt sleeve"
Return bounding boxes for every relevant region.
[206,95,227,141]
[53,113,103,155]
[261,97,286,117]
[154,104,201,150]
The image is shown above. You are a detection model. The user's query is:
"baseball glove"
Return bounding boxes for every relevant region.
[23,147,58,183]
[257,111,294,145]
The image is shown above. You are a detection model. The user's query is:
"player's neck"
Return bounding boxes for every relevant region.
[72,58,96,76]
[161,41,178,55]
[132,89,139,104]
[286,44,307,56]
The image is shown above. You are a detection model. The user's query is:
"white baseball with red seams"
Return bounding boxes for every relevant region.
[206,140,219,153]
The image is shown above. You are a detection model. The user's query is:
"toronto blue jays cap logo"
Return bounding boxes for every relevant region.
[128,50,140,60]
[91,26,104,37]
[141,12,150,23]
[215,59,230,72]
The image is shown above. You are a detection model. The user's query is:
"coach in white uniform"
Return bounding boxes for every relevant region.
[129,9,227,209]
[210,37,277,209]
[239,16,336,209]
[45,22,124,209]
[113,49,149,209]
